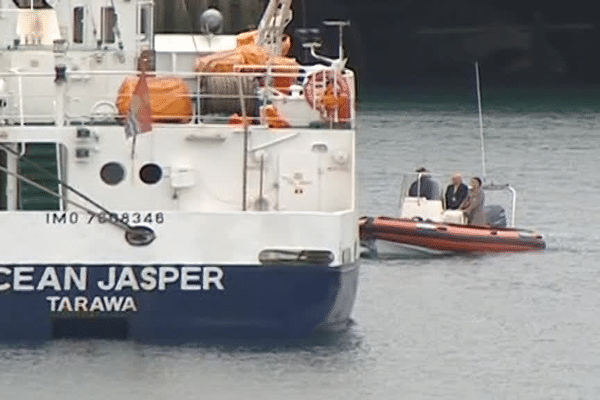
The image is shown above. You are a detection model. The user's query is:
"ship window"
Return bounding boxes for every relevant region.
[100,162,125,185]
[140,7,147,34]
[101,6,116,44]
[73,6,84,44]
[139,4,152,38]
[12,0,52,9]
[139,163,162,185]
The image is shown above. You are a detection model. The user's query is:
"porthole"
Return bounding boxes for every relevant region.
[139,163,162,184]
[100,162,125,185]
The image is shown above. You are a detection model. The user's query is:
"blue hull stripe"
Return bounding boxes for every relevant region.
[0,263,359,341]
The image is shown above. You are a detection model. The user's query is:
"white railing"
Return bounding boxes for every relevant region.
[0,67,355,128]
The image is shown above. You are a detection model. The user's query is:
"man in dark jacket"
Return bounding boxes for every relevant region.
[444,173,469,209]
[408,167,440,200]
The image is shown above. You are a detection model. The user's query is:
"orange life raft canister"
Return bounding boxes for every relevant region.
[116,76,193,123]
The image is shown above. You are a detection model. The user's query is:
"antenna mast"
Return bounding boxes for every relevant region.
[475,61,487,179]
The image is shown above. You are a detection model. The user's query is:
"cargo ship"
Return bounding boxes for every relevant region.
[0,0,359,340]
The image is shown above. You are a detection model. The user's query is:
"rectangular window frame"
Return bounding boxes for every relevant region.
[73,6,84,44]
[101,6,116,44]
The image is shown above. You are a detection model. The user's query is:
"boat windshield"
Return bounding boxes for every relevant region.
[397,172,444,204]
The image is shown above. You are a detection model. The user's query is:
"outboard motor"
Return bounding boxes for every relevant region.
[485,205,507,228]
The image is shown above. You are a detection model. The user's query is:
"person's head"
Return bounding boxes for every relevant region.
[451,173,463,186]
[470,176,482,188]
[416,167,429,176]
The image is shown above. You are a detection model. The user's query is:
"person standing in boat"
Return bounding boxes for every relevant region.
[408,167,440,200]
[460,177,485,225]
[444,173,469,210]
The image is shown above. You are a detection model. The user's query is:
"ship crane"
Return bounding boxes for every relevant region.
[256,0,292,56]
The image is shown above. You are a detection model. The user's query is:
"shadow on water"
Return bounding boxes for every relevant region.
[0,324,365,355]
[138,324,365,353]
[360,249,490,262]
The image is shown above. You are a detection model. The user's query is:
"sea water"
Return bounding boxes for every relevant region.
[1,85,599,399]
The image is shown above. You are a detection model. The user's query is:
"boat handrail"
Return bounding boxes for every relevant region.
[0,67,355,128]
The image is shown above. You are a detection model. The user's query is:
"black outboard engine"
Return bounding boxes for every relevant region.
[485,205,507,228]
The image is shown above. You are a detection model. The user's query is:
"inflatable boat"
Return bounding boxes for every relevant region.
[360,176,546,257]
[359,216,546,257]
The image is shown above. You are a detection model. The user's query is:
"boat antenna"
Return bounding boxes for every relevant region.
[475,61,487,179]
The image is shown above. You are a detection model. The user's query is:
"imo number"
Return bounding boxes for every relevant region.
[88,212,165,225]
[44,212,165,225]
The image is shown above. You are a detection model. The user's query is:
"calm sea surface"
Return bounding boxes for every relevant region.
[2,86,600,399]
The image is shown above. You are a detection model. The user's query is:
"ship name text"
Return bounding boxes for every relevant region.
[0,266,224,312]
[0,266,224,292]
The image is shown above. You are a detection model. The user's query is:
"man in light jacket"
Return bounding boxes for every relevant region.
[460,177,485,225]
